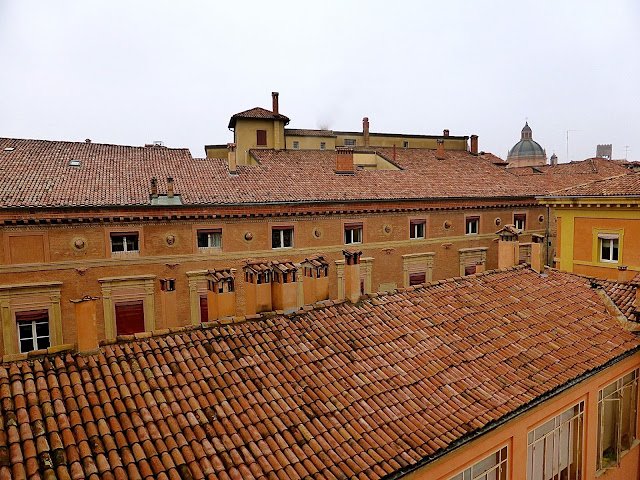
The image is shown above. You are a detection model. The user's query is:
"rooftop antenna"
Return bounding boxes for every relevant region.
[566,129,579,162]
[624,145,630,160]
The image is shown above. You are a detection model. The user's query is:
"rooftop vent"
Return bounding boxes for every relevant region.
[153,140,164,147]
[3,147,15,152]
[69,160,81,167]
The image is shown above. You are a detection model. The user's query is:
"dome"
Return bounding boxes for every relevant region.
[506,122,546,167]
[508,139,545,157]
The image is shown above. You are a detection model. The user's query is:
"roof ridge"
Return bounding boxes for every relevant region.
[545,173,631,196]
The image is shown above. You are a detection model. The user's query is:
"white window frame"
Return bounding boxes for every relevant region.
[272,227,294,249]
[526,402,584,480]
[110,232,139,253]
[448,446,508,480]
[599,235,619,263]
[344,223,363,245]
[344,139,356,146]
[514,213,526,231]
[17,315,50,353]
[197,229,222,249]
[466,217,480,235]
[597,369,639,471]
[410,220,426,239]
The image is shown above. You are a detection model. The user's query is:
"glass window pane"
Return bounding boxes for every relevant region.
[111,235,124,252]
[35,321,49,337]
[20,339,34,353]
[18,322,33,338]
[272,229,281,248]
[126,235,139,251]
[282,229,292,247]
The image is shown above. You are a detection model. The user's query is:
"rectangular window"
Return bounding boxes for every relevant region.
[598,370,638,471]
[115,300,145,336]
[403,141,409,148]
[320,142,326,150]
[160,279,176,292]
[410,219,426,239]
[514,213,526,231]
[110,232,139,253]
[527,402,584,480]
[466,217,480,235]
[409,272,426,286]
[292,141,299,149]
[16,310,50,353]
[600,235,619,262]
[256,129,267,146]
[197,229,222,249]
[272,226,294,249]
[344,222,363,245]
[449,446,507,480]
[464,265,477,276]
[344,139,356,146]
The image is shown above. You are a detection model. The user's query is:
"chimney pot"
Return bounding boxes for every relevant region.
[335,147,354,174]
[272,92,279,115]
[343,249,363,303]
[443,129,450,137]
[167,177,174,198]
[470,135,479,155]
[151,177,158,198]
[436,139,445,160]
[227,143,237,174]
[363,117,370,147]
[85,138,91,143]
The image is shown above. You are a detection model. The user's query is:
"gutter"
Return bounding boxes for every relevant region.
[384,344,640,480]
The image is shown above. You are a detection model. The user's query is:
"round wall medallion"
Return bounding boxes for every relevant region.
[244,232,253,242]
[538,215,544,223]
[165,234,176,246]
[383,225,392,235]
[495,218,502,226]
[313,228,323,238]
[72,237,86,251]
[443,220,452,229]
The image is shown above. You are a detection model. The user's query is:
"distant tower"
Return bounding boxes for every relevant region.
[596,144,612,160]
[506,122,547,168]
[550,153,558,167]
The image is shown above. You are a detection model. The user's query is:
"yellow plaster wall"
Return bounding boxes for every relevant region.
[205,146,228,159]
[335,133,468,150]
[233,118,285,162]
[285,136,336,150]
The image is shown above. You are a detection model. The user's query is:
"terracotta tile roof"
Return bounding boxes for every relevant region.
[269,260,298,274]
[546,172,640,197]
[228,108,290,128]
[302,255,330,268]
[597,279,637,318]
[1,268,639,479]
[284,129,336,138]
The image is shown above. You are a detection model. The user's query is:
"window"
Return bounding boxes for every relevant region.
[598,370,638,471]
[160,279,176,292]
[409,272,426,286]
[464,265,477,276]
[293,141,299,149]
[527,402,584,480]
[320,142,326,150]
[16,310,50,353]
[514,213,526,231]
[466,217,480,235]
[197,229,222,249]
[600,235,619,262]
[449,446,507,480]
[110,232,139,253]
[344,139,356,146]
[256,130,267,146]
[115,300,145,336]
[272,226,294,249]
[403,141,409,148]
[344,222,363,245]
[410,219,426,239]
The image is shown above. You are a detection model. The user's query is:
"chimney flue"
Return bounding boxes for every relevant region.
[167,177,174,198]
[272,92,279,115]
[335,147,354,174]
[151,177,158,198]
[436,139,445,160]
[443,129,450,137]
[363,117,370,147]
[470,135,478,155]
[227,143,237,175]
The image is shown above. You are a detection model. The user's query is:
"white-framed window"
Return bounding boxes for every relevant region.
[449,446,507,480]
[197,229,222,249]
[344,222,363,245]
[599,234,619,262]
[293,141,299,149]
[344,139,356,146]
[598,369,639,471]
[16,310,50,353]
[514,213,526,231]
[110,232,139,253]
[410,219,426,239]
[403,141,409,148]
[466,216,480,235]
[320,142,326,150]
[527,402,584,480]
[272,226,294,249]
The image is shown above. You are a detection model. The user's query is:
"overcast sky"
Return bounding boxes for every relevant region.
[1,1,638,163]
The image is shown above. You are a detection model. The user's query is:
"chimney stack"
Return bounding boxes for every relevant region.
[531,234,544,273]
[363,117,370,147]
[335,147,354,174]
[436,139,445,160]
[151,177,158,198]
[272,92,279,115]
[443,129,450,137]
[71,296,100,353]
[496,225,520,269]
[167,177,174,198]
[343,250,362,303]
[470,135,479,155]
[227,143,237,174]
[617,266,636,284]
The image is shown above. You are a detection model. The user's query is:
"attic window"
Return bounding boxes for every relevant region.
[344,139,356,146]
[69,160,81,167]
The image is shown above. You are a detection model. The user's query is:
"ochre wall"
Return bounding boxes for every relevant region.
[334,133,468,150]
[233,118,285,162]
[205,146,228,159]
[284,136,336,150]
[403,352,640,480]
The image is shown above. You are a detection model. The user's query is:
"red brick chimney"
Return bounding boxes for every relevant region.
[167,177,174,198]
[617,266,636,283]
[470,135,479,155]
[336,147,354,174]
[363,117,370,147]
[436,139,445,160]
[227,143,237,174]
[443,129,450,137]
[343,249,362,303]
[151,177,158,198]
[272,92,279,115]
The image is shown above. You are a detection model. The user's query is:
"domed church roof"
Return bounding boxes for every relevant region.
[507,122,545,158]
